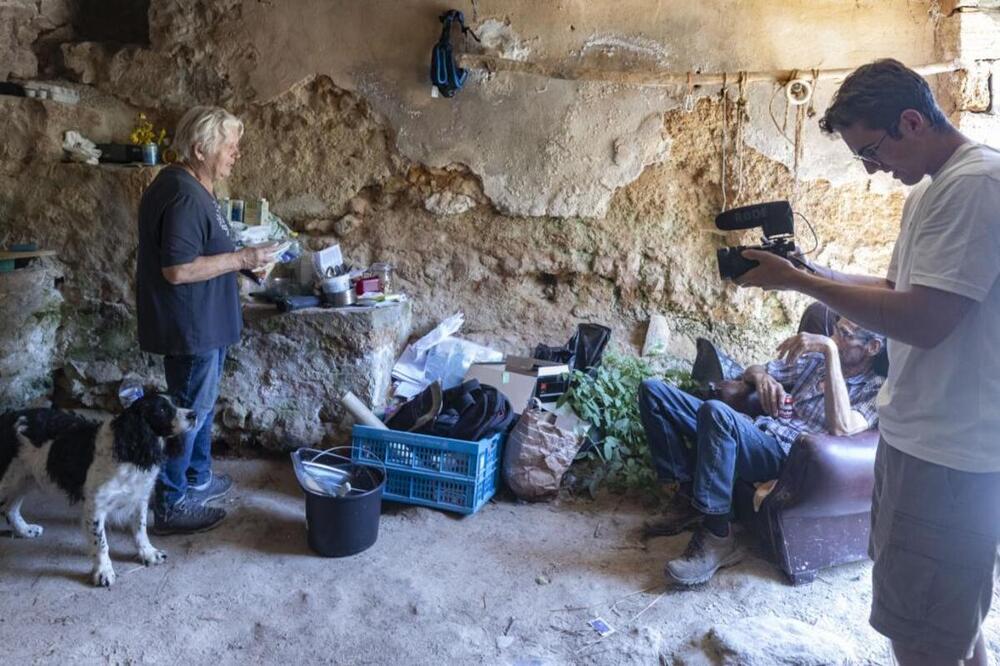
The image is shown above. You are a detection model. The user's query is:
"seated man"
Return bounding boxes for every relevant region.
[638,316,886,586]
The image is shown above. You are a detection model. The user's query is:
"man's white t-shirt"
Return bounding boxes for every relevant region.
[877,141,1000,472]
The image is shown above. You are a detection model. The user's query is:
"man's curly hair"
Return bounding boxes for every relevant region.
[819,59,948,138]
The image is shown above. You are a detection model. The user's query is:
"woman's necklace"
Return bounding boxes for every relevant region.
[181,162,214,195]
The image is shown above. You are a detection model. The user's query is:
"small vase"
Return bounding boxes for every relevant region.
[141,143,158,166]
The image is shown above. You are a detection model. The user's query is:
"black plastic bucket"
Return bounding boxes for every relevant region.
[294,449,385,557]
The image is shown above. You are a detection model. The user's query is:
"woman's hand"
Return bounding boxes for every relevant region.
[775,332,835,365]
[755,373,786,417]
[236,243,279,271]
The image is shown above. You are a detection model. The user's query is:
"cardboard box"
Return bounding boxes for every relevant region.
[465,356,570,414]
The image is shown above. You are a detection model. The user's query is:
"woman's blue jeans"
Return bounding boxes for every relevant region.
[156,347,226,508]
[637,379,787,515]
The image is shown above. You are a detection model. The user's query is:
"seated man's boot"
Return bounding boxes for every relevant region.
[664,525,743,585]
[692,338,746,385]
[642,488,702,538]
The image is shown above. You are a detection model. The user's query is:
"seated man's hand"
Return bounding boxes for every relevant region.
[775,332,836,365]
[755,374,787,417]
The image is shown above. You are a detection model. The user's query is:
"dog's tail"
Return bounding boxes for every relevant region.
[0,411,23,480]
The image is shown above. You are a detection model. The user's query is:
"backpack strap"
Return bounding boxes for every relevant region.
[430,9,480,98]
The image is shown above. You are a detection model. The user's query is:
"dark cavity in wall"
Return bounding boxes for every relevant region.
[540,273,559,302]
[72,0,151,46]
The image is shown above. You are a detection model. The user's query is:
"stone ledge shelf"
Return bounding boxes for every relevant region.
[218,300,412,451]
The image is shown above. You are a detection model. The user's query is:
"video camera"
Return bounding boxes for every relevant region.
[715,200,797,280]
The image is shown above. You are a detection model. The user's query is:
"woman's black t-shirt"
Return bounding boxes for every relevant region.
[136,166,241,356]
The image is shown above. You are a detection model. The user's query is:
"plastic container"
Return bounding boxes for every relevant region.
[231,199,244,223]
[351,425,503,515]
[291,447,385,557]
[118,379,144,408]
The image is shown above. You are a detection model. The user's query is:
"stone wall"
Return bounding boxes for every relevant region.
[0,1,996,448]
[940,1,1000,140]
[0,263,63,408]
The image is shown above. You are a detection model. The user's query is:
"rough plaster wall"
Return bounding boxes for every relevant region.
[0,0,973,441]
[240,0,937,217]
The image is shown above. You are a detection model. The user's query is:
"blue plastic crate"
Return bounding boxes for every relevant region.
[351,425,503,515]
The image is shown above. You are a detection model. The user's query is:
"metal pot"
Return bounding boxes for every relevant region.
[322,288,356,307]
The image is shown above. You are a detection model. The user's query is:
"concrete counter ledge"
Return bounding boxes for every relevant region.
[219,299,412,451]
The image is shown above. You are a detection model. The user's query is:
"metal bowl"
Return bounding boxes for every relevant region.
[265,276,295,298]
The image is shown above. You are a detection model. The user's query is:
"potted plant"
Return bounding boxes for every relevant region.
[129,113,167,165]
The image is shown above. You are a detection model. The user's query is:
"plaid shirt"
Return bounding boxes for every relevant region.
[753,352,884,454]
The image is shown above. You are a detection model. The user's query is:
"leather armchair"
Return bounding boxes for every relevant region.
[726,303,880,584]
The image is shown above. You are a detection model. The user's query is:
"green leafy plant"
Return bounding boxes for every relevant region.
[559,351,697,498]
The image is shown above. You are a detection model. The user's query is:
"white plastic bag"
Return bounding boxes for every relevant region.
[62,130,101,165]
[392,313,502,397]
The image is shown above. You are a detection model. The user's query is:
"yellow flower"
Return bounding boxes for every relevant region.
[129,113,165,146]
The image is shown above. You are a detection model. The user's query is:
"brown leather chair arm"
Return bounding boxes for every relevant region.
[764,428,879,519]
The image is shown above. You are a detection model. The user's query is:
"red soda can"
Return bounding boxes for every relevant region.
[779,395,794,419]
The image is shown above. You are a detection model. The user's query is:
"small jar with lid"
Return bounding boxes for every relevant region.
[369,262,395,295]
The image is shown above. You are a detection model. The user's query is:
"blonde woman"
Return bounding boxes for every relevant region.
[135,106,275,535]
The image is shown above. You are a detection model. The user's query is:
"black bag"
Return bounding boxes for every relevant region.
[388,379,514,442]
[534,323,611,372]
[429,10,480,98]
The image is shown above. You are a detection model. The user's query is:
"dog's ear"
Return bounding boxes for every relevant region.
[164,435,184,459]
[111,406,164,470]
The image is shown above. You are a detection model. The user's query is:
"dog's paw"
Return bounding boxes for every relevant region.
[139,548,167,566]
[91,565,116,588]
[14,523,43,539]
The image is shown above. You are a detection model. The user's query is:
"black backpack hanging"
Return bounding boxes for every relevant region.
[430,9,480,98]
[534,323,612,373]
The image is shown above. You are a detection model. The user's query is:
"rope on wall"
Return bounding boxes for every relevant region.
[733,71,749,205]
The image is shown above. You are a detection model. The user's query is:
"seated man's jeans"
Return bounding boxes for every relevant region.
[156,347,227,508]
[638,379,787,515]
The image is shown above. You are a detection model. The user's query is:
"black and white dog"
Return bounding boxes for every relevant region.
[0,393,195,587]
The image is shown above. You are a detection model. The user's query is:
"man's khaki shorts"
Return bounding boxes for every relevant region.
[869,439,1000,660]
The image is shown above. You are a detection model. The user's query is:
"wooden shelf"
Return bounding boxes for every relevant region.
[0,250,57,260]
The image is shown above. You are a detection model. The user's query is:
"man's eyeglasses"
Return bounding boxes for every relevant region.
[834,323,862,341]
[853,129,893,167]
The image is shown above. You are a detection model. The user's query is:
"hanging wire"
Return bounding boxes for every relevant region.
[719,71,729,211]
[767,83,795,147]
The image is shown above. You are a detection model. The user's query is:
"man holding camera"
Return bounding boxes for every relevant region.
[639,317,885,586]
[737,59,1000,666]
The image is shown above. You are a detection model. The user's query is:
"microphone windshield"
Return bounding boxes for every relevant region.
[715,201,793,235]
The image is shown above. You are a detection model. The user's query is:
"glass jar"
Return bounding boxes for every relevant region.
[370,262,395,295]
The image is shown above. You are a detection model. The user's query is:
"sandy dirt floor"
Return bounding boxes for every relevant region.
[1,458,997,665]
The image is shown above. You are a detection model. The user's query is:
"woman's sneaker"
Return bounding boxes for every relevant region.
[186,473,234,505]
[151,497,226,536]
